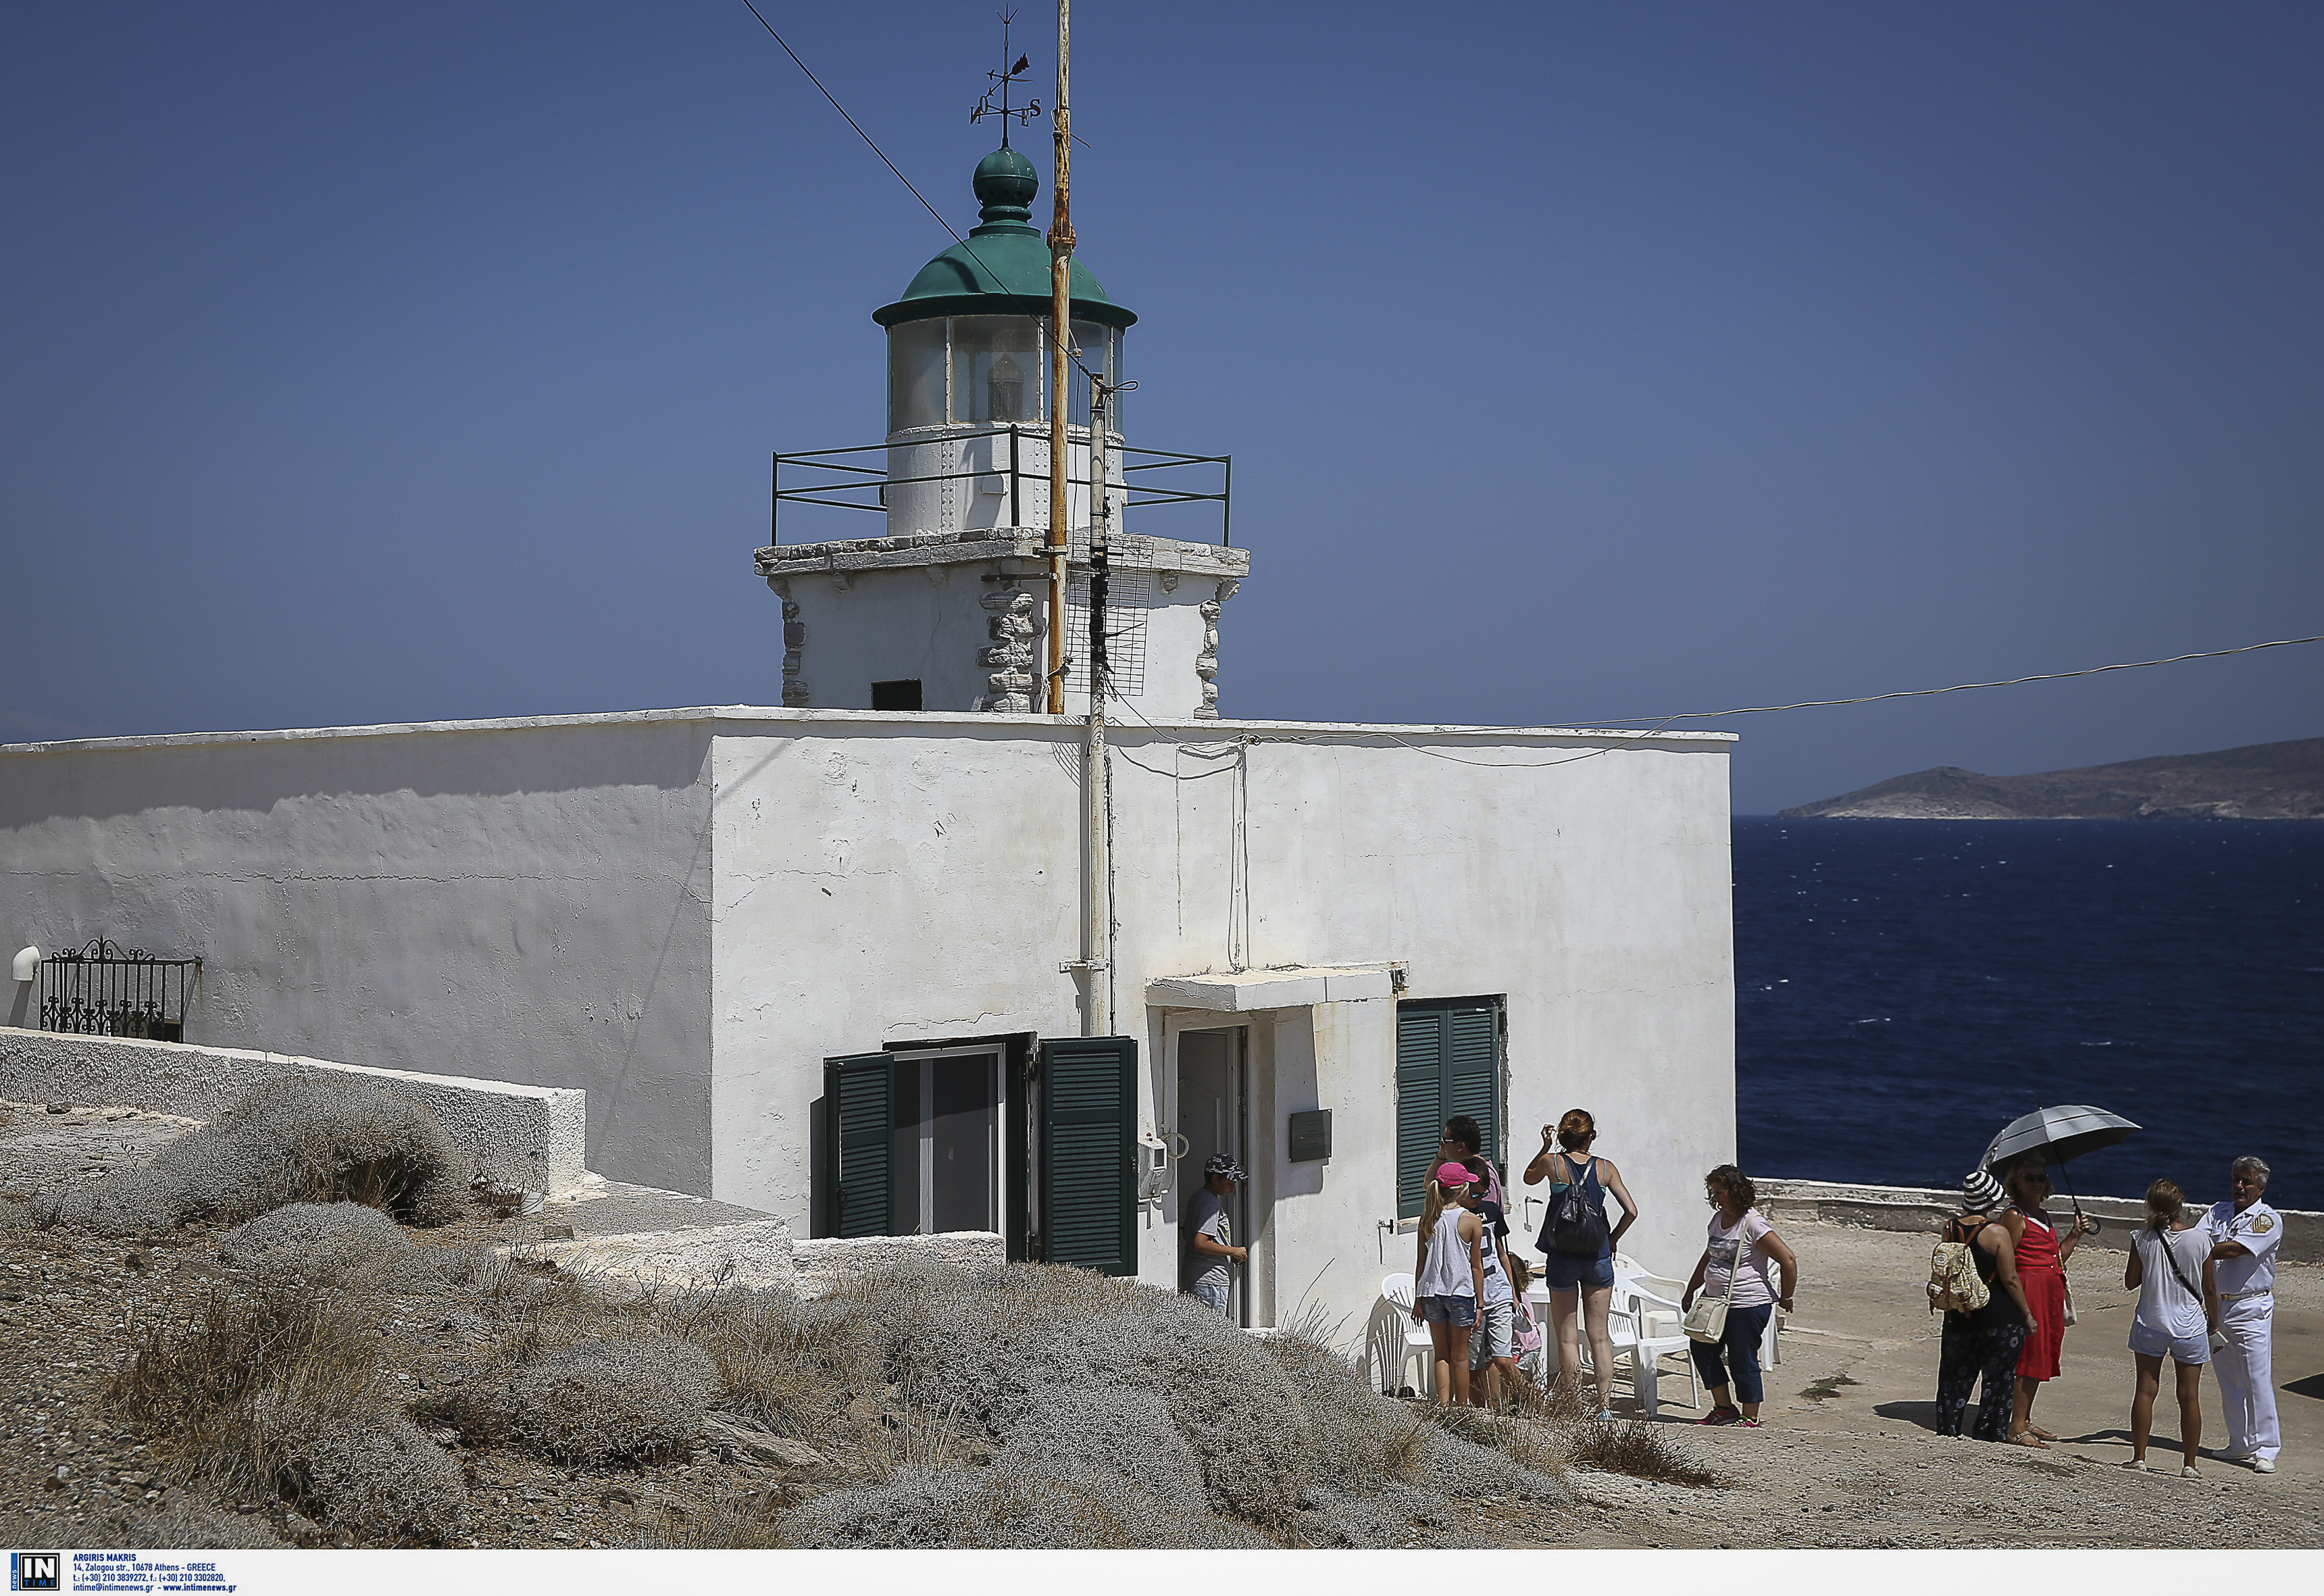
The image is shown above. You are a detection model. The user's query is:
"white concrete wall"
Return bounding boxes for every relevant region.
[777,568,1222,719]
[707,710,1735,1336]
[0,1026,588,1195]
[0,715,715,1195]
[1,704,1734,1344]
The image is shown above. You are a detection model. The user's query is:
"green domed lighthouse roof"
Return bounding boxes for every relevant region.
[872,147,1136,330]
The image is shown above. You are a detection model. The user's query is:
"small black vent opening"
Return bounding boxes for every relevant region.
[871,679,924,712]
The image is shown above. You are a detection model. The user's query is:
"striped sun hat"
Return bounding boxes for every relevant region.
[1962,1168,2006,1214]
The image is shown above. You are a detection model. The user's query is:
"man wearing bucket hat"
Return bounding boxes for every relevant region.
[1184,1153,1248,1318]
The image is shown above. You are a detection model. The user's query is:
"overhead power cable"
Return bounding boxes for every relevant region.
[738,1,1012,292]
[1101,632,2324,776]
[1586,633,2324,725]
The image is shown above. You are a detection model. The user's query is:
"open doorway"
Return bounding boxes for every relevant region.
[1177,1026,1251,1326]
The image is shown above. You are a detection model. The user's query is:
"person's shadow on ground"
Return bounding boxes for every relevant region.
[1871,1399,1941,1432]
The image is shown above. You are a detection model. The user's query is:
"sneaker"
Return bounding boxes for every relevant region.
[2180,1464,2201,1478]
[1696,1406,1741,1426]
[1736,1418,1763,1428]
[1593,1410,1619,1423]
[2252,1457,2276,1475]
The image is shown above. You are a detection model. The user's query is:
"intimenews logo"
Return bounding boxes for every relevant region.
[10,1553,61,1593]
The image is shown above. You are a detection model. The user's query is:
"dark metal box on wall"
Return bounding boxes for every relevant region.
[1288,1109,1332,1163]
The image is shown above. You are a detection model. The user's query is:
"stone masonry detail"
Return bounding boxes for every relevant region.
[976,582,1037,713]
[768,576,809,707]
[1194,578,1238,720]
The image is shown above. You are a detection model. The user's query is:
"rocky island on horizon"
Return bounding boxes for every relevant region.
[1777,734,2324,820]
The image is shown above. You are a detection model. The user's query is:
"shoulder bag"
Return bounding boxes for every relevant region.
[2152,1226,2203,1303]
[1684,1216,1748,1343]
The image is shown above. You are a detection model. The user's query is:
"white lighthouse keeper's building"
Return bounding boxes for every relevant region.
[0,141,1740,1368]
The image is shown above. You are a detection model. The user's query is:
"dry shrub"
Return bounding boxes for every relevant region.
[839,1260,1319,1535]
[784,1466,1273,1550]
[216,1201,413,1285]
[41,1079,467,1235]
[622,1491,792,1549]
[1569,1416,1725,1488]
[100,1277,469,1541]
[5,1499,285,1551]
[506,1335,722,1466]
[659,1285,886,1441]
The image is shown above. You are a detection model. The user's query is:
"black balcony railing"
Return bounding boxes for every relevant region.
[39,939,200,1043]
[770,426,1231,548]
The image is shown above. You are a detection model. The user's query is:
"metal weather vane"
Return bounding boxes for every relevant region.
[969,10,1040,145]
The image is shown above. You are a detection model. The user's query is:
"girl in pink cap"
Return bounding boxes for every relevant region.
[1411,1162,1488,1405]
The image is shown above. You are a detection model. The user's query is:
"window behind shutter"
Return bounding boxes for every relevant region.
[1038,1035,1137,1276]
[826,1051,894,1239]
[1396,998,1505,1218]
[1395,1009,1446,1219]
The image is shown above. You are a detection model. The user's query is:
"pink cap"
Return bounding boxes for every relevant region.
[1434,1162,1475,1188]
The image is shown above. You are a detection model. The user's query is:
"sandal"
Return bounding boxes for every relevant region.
[2179,1464,2200,1478]
[2120,1458,2148,1472]
[2028,1426,2058,1441]
[2007,1430,2050,1449]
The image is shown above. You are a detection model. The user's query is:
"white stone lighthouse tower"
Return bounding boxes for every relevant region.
[757,146,1247,718]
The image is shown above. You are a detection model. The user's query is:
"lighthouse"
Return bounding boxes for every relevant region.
[757,147,1248,718]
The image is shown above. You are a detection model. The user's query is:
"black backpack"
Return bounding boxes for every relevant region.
[1541,1151,1611,1256]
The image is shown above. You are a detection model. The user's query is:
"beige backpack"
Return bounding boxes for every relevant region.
[1927,1220,1992,1314]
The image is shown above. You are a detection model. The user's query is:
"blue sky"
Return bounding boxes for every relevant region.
[2,1,2317,812]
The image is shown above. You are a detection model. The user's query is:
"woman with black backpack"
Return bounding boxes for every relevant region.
[1521,1108,1639,1420]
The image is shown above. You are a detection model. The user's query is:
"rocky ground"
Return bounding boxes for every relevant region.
[5,1097,2318,1550]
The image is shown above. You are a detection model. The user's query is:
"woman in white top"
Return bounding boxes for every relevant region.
[1680,1165,1798,1426]
[1409,1162,1487,1406]
[2122,1177,2217,1475]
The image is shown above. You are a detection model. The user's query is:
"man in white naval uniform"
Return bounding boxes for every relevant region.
[2201,1155,2282,1473]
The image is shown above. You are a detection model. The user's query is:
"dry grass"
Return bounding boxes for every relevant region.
[1569,1416,1726,1488]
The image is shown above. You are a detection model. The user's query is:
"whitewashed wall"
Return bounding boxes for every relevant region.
[707,710,1736,1333]
[2,705,1733,1340]
[0,715,717,1195]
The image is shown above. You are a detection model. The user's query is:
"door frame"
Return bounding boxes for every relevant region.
[1163,1014,1262,1328]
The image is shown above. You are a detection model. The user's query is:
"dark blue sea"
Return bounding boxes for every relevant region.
[1734,818,2323,1212]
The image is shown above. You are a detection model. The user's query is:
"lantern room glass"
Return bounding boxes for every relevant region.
[951,316,1043,425]
[887,320,948,432]
[886,316,1125,433]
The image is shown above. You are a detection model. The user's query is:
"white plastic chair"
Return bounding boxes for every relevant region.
[1617,1279,1701,1416]
[1527,1279,1698,1418]
[1378,1272,1435,1397]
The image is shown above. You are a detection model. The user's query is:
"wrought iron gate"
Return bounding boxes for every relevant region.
[38,939,200,1041]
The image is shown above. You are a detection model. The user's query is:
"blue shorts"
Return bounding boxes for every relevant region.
[1541,1252,1615,1292]
[1418,1293,1477,1327]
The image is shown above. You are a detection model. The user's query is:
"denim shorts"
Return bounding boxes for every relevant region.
[1541,1251,1615,1292]
[1418,1293,1477,1328]
[1469,1299,1515,1365]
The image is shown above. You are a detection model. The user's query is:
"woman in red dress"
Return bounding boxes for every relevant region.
[2002,1162,2093,1447]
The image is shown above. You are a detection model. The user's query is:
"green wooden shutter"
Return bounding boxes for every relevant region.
[1396,999,1504,1218]
[826,1051,894,1239]
[1446,1003,1502,1182]
[1395,1009,1446,1219]
[1038,1035,1137,1276]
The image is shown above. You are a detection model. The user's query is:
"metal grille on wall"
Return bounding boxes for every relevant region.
[1066,564,1151,698]
[39,939,200,1042]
